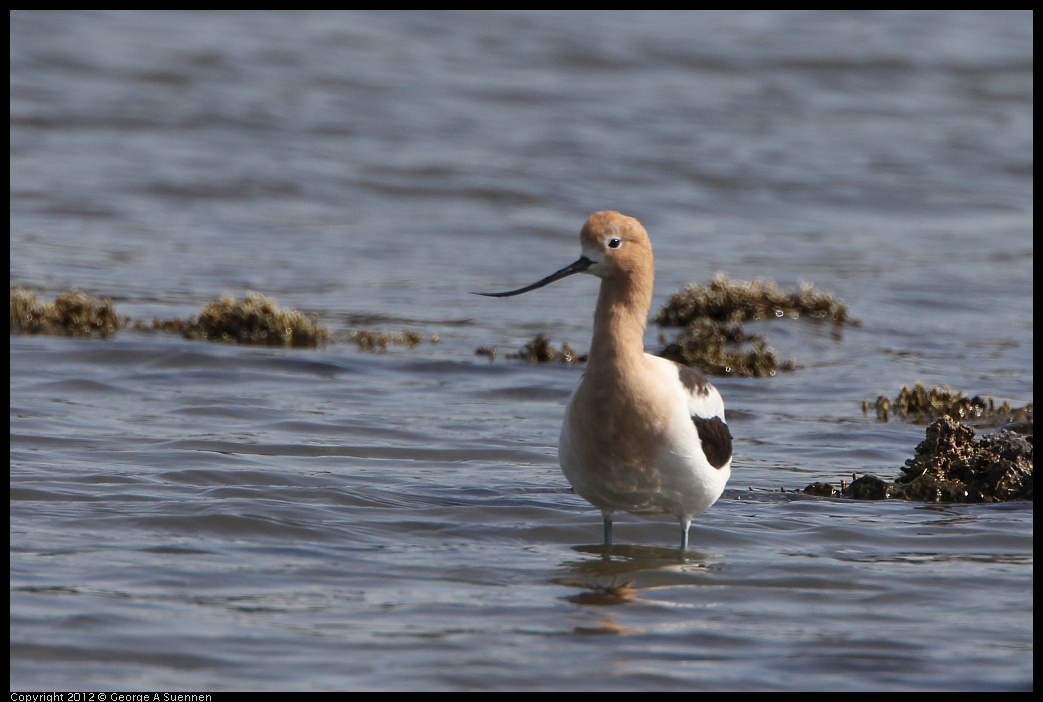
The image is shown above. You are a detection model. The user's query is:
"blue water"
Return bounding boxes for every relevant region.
[10,11,1032,691]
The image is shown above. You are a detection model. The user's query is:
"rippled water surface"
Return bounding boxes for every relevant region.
[10,11,1032,691]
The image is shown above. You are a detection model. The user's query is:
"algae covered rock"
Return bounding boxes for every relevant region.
[804,415,1033,503]
[865,382,1026,424]
[892,416,1032,503]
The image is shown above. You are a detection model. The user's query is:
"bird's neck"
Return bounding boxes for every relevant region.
[587,274,653,371]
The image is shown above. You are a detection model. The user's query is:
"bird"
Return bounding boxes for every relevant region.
[478,210,732,549]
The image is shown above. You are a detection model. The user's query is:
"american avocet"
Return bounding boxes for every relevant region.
[480,211,733,549]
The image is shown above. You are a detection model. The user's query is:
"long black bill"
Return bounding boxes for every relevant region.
[475,256,594,298]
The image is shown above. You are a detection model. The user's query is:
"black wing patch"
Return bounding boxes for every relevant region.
[692,415,732,469]
[677,364,712,397]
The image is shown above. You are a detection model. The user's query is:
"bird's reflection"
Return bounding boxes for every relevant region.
[552,543,716,634]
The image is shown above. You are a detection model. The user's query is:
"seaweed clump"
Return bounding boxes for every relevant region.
[653,275,857,377]
[475,334,585,364]
[12,287,448,353]
[865,382,1028,424]
[163,293,334,347]
[10,288,125,337]
[658,319,794,378]
[803,416,1032,503]
[350,329,439,352]
[513,334,584,363]
[655,274,858,327]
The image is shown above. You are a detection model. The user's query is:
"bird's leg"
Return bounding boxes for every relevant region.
[603,512,613,546]
[680,517,692,550]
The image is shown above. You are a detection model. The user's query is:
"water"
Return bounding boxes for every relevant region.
[10,10,1032,691]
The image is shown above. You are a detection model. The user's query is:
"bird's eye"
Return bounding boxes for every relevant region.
[607,237,622,249]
